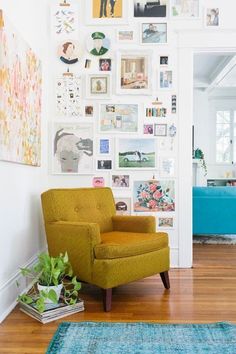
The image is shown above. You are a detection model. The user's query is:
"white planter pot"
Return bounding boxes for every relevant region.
[37,283,63,303]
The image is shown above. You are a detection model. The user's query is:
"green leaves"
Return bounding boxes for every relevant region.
[18,294,34,304]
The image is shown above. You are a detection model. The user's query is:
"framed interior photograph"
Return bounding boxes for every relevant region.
[134,0,167,18]
[159,70,173,90]
[205,8,219,28]
[86,0,128,25]
[53,123,94,175]
[99,103,139,133]
[116,138,156,169]
[117,51,152,95]
[111,174,130,189]
[170,0,200,19]
[154,124,167,136]
[117,28,137,44]
[98,137,111,155]
[86,74,111,99]
[133,180,175,212]
[140,23,167,45]
[158,216,174,229]
[115,198,131,215]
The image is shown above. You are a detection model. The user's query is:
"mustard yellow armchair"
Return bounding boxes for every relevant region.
[41,188,170,311]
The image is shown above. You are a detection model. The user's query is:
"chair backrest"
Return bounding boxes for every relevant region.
[41,188,116,233]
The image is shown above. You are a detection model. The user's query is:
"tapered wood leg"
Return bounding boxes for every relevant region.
[160,271,170,289]
[102,288,112,312]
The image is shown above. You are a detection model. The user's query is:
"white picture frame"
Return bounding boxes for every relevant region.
[160,157,175,177]
[133,0,167,18]
[159,69,173,90]
[116,28,137,44]
[170,0,200,19]
[158,216,175,229]
[99,103,139,133]
[116,138,157,170]
[111,173,131,189]
[204,8,220,28]
[116,51,153,95]
[86,0,128,25]
[86,73,112,99]
[140,23,167,45]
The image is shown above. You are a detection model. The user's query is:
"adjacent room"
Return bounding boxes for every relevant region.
[0,1,236,353]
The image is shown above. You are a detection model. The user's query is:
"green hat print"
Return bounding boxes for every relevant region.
[92,32,105,40]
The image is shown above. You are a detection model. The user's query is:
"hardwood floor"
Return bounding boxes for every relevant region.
[0,244,236,353]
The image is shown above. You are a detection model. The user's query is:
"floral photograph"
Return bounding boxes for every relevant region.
[133,180,175,212]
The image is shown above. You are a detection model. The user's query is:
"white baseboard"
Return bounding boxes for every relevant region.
[0,248,46,323]
[170,248,179,268]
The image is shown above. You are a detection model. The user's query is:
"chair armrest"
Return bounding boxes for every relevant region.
[44,221,101,282]
[112,215,156,233]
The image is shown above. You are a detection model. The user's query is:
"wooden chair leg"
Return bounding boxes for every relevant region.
[102,288,112,312]
[160,271,170,289]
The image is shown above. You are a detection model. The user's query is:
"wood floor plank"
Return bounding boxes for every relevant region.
[0,244,235,353]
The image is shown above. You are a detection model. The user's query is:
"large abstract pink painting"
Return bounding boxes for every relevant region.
[0,10,42,166]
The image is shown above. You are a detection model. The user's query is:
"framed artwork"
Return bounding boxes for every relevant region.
[158,137,176,152]
[205,8,219,28]
[133,180,175,212]
[97,159,112,170]
[154,124,167,136]
[99,103,139,133]
[86,0,128,25]
[51,2,79,37]
[160,157,175,177]
[171,95,177,113]
[57,40,81,65]
[140,23,167,45]
[93,177,105,187]
[170,0,200,19]
[160,55,169,66]
[55,75,82,118]
[0,11,42,166]
[134,0,167,17]
[87,31,111,56]
[86,74,111,99]
[117,28,137,43]
[111,174,130,189]
[158,217,174,229]
[98,138,111,154]
[85,105,94,117]
[117,138,156,169]
[169,124,177,137]
[115,198,131,215]
[143,124,154,135]
[99,58,112,71]
[145,103,167,118]
[159,70,173,89]
[117,51,152,95]
[53,123,94,175]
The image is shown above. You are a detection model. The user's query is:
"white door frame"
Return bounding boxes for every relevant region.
[178,30,236,268]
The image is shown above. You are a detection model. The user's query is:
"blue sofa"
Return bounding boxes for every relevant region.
[193,187,236,234]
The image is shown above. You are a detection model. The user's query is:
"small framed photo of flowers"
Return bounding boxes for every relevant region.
[133,180,175,212]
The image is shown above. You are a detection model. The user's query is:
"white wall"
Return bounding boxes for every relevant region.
[0,0,50,321]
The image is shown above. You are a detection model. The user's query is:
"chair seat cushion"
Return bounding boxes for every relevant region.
[94,231,168,259]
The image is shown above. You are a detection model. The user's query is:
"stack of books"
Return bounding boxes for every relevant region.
[19,298,84,324]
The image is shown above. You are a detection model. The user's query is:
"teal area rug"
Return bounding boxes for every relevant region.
[46,321,236,354]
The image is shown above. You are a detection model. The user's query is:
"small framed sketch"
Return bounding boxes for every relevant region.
[159,137,176,152]
[160,157,175,177]
[158,217,174,229]
[99,103,139,133]
[51,1,79,37]
[143,124,154,135]
[134,0,167,18]
[205,8,219,28]
[98,138,111,155]
[53,123,94,175]
[86,0,128,25]
[117,28,136,43]
[159,70,173,90]
[99,58,112,71]
[160,55,169,66]
[97,159,112,170]
[111,174,130,189]
[117,138,156,169]
[86,74,111,99]
[141,23,167,45]
[115,198,131,215]
[170,0,200,19]
[154,124,167,136]
[133,180,175,212]
[93,176,105,187]
[117,51,152,95]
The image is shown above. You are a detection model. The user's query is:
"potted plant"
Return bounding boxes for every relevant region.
[17,252,81,313]
[194,148,207,176]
